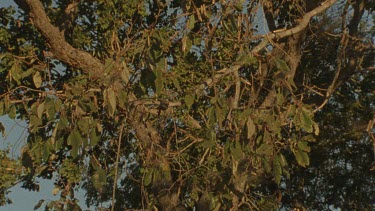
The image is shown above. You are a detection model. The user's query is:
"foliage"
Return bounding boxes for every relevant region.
[0,0,374,210]
[0,149,22,206]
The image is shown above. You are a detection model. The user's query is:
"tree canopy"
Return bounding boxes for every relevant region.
[0,0,374,210]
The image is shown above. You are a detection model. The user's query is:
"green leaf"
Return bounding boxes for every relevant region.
[8,105,16,119]
[43,139,53,161]
[276,91,284,106]
[117,89,128,110]
[89,128,100,146]
[297,141,311,152]
[274,58,290,72]
[33,71,42,88]
[208,106,216,126]
[278,153,287,167]
[78,117,90,135]
[172,77,182,92]
[55,98,62,111]
[21,68,35,78]
[301,134,316,142]
[273,156,282,185]
[58,115,69,129]
[294,149,310,167]
[37,102,44,119]
[234,2,243,12]
[155,70,163,96]
[184,94,195,109]
[10,63,21,85]
[256,143,273,156]
[230,141,243,161]
[182,35,192,54]
[300,107,313,133]
[186,115,201,129]
[203,129,216,148]
[104,58,114,74]
[67,128,82,158]
[144,168,153,186]
[262,158,272,173]
[44,97,56,120]
[105,87,116,117]
[188,15,196,30]
[30,115,42,132]
[92,167,107,191]
[246,117,256,139]
[235,54,257,66]
[120,64,130,83]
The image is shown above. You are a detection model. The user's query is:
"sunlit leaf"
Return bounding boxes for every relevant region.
[37,102,44,119]
[313,122,320,136]
[33,71,42,88]
[188,15,196,30]
[278,153,287,167]
[52,187,59,196]
[184,94,195,109]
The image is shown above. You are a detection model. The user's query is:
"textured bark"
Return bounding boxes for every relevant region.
[14,0,104,76]
[251,0,338,53]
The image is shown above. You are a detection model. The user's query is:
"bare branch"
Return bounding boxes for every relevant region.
[252,0,338,53]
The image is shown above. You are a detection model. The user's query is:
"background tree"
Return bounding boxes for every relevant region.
[0,0,373,210]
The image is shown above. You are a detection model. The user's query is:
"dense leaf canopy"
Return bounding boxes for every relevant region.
[0,0,374,210]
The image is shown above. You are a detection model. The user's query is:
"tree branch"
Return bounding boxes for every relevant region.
[251,0,338,53]
[13,0,104,76]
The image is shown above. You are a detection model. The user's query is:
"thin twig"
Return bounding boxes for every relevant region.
[111,123,124,211]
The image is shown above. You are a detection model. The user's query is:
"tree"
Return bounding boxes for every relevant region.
[0,0,373,210]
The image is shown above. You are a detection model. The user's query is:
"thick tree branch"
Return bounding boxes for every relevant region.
[348,0,365,36]
[13,0,104,76]
[261,1,277,32]
[252,0,338,53]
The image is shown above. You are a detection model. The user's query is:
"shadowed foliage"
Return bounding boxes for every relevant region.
[0,0,374,210]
